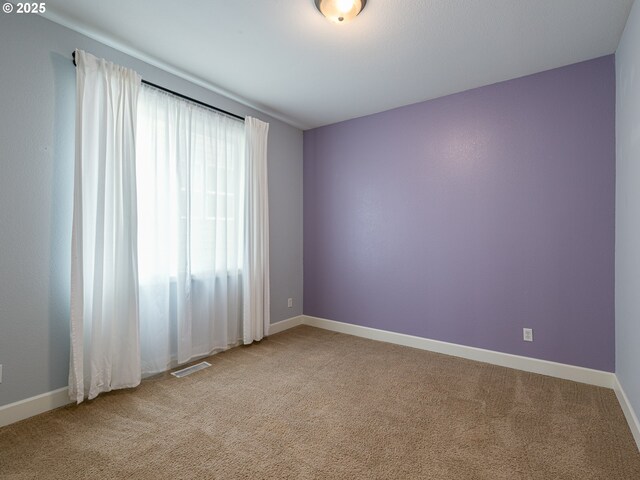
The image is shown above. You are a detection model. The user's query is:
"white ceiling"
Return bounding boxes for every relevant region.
[43,0,634,130]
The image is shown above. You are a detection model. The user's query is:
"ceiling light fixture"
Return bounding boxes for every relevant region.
[314,0,367,24]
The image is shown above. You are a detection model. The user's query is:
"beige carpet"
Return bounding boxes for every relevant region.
[1,326,639,479]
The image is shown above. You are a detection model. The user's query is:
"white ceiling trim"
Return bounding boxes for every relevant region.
[40,10,305,129]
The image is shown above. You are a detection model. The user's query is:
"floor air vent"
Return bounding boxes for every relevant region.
[171,361,211,378]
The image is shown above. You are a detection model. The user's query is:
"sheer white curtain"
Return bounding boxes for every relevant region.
[243,117,270,343]
[70,50,142,403]
[136,85,246,375]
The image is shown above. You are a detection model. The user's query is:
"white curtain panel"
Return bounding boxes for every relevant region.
[70,50,142,403]
[243,117,271,344]
[136,85,246,374]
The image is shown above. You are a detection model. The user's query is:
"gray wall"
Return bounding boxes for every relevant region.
[0,13,303,406]
[616,0,640,421]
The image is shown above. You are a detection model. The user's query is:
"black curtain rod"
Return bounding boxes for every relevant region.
[71,51,245,122]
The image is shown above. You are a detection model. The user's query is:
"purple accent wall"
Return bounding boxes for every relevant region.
[303,55,615,372]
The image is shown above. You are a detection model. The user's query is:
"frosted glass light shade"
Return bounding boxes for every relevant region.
[314,0,367,24]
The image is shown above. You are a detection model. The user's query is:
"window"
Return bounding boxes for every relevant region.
[71,50,268,382]
[135,85,246,280]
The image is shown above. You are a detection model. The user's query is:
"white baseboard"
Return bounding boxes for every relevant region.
[0,317,305,428]
[3,315,636,453]
[302,315,615,389]
[268,315,305,335]
[305,310,640,451]
[0,387,71,428]
[613,376,640,451]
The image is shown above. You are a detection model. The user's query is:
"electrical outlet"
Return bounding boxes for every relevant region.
[287,298,293,308]
[0,364,3,383]
[523,328,533,342]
